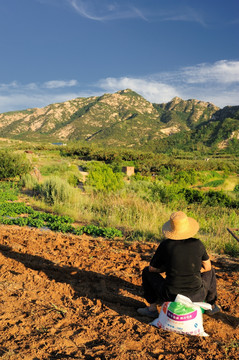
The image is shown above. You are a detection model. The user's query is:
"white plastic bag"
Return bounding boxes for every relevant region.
[151,294,212,336]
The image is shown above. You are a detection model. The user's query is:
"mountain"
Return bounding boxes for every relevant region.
[0,89,238,151]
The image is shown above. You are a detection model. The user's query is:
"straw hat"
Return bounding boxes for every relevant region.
[162,211,199,240]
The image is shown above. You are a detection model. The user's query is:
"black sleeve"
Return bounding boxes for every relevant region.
[150,241,167,269]
[200,241,209,261]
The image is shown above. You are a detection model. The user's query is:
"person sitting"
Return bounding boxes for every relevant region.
[137,211,221,318]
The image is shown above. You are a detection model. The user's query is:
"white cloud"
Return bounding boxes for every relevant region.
[0,60,238,113]
[97,60,239,107]
[66,0,207,25]
[196,89,239,108]
[43,79,78,89]
[0,93,79,113]
[157,7,206,27]
[0,80,85,112]
[98,77,179,103]
[0,81,19,90]
[182,60,239,84]
[68,0,148,21]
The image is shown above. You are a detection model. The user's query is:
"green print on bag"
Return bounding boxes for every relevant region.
[168,302,197,321]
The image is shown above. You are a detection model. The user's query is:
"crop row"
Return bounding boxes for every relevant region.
[0,184,122,239]
[0,214,122,239]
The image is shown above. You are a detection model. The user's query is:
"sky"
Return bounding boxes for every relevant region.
[0,0,239,113]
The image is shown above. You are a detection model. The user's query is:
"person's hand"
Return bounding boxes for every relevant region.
[149,265,161,273]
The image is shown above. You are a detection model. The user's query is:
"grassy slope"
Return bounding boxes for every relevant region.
[15,148,238,257]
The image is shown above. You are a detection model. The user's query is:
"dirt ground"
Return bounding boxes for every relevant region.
[0,225,238,360]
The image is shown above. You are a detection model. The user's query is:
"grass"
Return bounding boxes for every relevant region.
[5,149,238,256]
[187,204,239,256]
[21,180,239,254]
[223,175,239,191]
[48,303,67,317]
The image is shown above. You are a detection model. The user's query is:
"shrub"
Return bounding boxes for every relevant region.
[20,174,39,190]
[86,163,124,193]
[0,151,31,180]
[40,163,69,176]
[234,184,239,193]
[205,190,237,208]
[181,188,238,208]
[150,182,184,204]
[157,166,174,181]
[181,189,205,204]
[173,170,197,185]
[67,173,80,187]
[36,176,78,205]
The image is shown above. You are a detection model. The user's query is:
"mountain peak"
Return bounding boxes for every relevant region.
[171,96,183,103]
[0,90,238,151]
[116,89,143,98]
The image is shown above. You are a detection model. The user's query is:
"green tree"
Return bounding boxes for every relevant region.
[0,151,31,180]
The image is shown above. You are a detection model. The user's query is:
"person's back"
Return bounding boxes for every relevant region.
[137,211,220,318]
[151,238,208,298]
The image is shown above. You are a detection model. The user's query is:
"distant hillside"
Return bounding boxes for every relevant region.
[0,89,238,152]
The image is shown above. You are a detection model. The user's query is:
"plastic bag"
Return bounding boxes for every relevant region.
[150,294,212,336]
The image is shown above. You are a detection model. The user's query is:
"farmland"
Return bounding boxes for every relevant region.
[0,225,238,359]
[0,143,238,359]
[2,144,237,255]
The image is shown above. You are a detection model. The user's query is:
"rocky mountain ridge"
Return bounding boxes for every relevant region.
[0,89,238,150]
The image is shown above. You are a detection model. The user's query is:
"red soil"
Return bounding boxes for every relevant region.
[0,225,238,359]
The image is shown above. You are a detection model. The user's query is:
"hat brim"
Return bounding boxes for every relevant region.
[162,217,199,240]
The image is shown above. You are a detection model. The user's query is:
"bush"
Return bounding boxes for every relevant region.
[181,188,238,208]
[40,163,69,176]
[150,182,184,204]
[205,190,237,208]
[234,184,239,193]
[173,170,197,185]
[157,166,174,181]
[67,173,80,187]
[0,151,31,180]
[181,188,205,204]
[36,176,78,205]
[86,163,124,193]
[127,178,154,200]
[20,174,39,190]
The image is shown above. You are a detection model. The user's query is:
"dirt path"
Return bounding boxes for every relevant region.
[0,225,238,359]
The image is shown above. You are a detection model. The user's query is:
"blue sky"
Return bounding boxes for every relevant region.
[0,0,238,112]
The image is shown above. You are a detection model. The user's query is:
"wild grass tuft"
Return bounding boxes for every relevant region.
[35,176,82,208]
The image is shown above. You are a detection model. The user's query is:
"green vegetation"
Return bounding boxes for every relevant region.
[35,176,79,205]
[234,184,239,193]
[86,162,124,193]
[203,179,225,187]
[60,143,239,173]
[0,181,19,201]
[0,91,238,154]
[0,150,31,180]
[0,145,238,256]
[0,183,122,239]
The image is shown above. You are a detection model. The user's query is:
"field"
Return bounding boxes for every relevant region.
[0,225,238,359]
[0,145,239,358]
[16,148,239,256]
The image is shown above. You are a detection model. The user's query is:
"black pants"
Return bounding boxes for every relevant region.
[142,266,218,305]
